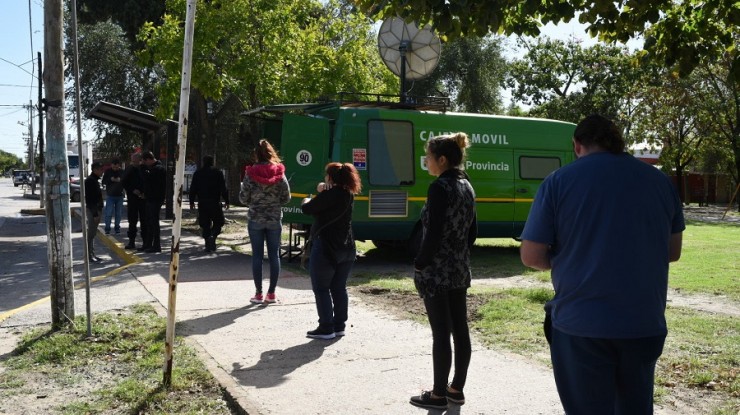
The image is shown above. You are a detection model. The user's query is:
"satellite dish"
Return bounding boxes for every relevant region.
[378,17,441,100]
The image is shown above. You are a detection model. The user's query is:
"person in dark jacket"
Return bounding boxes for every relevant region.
[121,152,147,250]
[409,132,477,410]
[101,158,124,235]
[84,161,106,262]
[239,140,290,303]
[140,151,166,253]
[300,162,362,340]
[190,155,230,252]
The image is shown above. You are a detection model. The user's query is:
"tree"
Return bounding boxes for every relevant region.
[411,36,507,114]
[64,19,159,159]
[74,0,166,47]
[353,0,739,82]
[694,58,740,209]
[631,71,709,202]
[0,150,23,175]
[139,0,395,119]
[506,37,642,126]
[137,0,397,170]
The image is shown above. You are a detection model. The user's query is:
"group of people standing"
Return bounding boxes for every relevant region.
[84,151,167,261]
[83,113,685,414]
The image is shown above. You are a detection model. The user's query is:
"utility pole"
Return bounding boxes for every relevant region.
[44,0,75,328]
[38,52,46,208]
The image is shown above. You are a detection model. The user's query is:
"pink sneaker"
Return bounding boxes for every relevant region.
[249,293,264,304]
[264,292,277,303]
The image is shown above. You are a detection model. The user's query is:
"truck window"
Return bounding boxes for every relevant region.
[368,120,414,186]
[519,156,561,180]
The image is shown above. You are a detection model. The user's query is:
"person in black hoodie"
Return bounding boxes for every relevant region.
[300,162,362,340]
[140,151,166,253]
[84,162,105,262]
[189,155,230,252]
[121,152,147,250]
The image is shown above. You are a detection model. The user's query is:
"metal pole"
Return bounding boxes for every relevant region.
[399,42,407,103]
[164,0,197,386]
[70,0,93,336]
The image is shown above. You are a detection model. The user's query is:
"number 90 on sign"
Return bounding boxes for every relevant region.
[296,150,312,166]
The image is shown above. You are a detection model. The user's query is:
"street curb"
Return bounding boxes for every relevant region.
[147,299,259,415]
[69,207,142,265]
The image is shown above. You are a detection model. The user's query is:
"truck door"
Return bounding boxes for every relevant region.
[513,151,564,234]
[280,114,331,224]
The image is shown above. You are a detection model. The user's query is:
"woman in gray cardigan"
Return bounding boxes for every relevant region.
[239,139,291,304]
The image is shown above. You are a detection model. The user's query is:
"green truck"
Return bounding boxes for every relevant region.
[247,96,576,251]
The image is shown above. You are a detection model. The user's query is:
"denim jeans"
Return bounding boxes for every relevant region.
[550,328,666,415]
[104,195,124,232]
[248,221,282,294]
[308,237,355,331]
[86,207,101,256]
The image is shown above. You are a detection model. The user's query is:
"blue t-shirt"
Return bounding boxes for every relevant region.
[521,152,685,338]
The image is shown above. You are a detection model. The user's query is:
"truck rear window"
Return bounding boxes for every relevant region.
[519,156,561,180]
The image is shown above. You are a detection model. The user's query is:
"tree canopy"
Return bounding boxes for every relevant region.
[353,0,740,81]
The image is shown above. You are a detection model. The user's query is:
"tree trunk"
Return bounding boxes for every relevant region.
[44,0,75,328]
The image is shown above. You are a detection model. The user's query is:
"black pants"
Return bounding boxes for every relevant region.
[143,201,163,249]
[423,287,471,396]
[197,199,225,239]
[126,196,147,242]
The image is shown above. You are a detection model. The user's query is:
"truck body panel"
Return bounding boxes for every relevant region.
[252,102,576,243]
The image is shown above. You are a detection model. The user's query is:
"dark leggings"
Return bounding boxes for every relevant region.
[423,288,471,396]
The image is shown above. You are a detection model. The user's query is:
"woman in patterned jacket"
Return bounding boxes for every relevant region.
[239,139,291,304]
[410,132,478,410]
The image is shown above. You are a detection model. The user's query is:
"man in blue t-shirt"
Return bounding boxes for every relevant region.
[520,114,685,415]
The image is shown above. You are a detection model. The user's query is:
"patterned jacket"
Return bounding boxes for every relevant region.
[239,162,291,224]
[414,169,477,298]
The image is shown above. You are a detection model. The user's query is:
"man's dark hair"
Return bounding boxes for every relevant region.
[91,161,103,170]
[202,155,214,167]
[573,114,625,154]
[142,151,155,161]
[111,158,121,165]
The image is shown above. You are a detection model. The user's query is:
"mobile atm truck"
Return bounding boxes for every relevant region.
[247,96,576,251]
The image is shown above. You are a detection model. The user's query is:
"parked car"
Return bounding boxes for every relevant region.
[70,180,81,202]
[12,169,33,187]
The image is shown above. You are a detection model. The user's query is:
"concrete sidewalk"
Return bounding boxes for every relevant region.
[1,204,566,414]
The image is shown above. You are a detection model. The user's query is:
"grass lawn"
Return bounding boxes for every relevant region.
[349,220,740,414]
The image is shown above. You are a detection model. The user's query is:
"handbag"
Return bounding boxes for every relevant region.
[301,202,351,268]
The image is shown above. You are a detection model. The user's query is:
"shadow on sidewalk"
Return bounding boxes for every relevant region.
[230,339,338,388]
[178,304,266,335]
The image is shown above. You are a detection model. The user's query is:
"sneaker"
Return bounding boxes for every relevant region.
[306,327,336,340]
[446,386,465,405]
[250,293,264,304]
[264,293,276,303]
[409,391,447,410]
[104,230,110,235]
[115,229,120,234]
[334,330,346,337]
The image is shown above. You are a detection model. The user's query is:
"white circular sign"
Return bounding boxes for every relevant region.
[296,150,312,166]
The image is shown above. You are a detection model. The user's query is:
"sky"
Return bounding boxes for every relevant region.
[0,2,637,163]
[0,0,43,160]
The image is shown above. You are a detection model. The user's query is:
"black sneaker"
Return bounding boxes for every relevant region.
[446,386,465,405]
[409,390,447,410]
[306,327,336,340]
